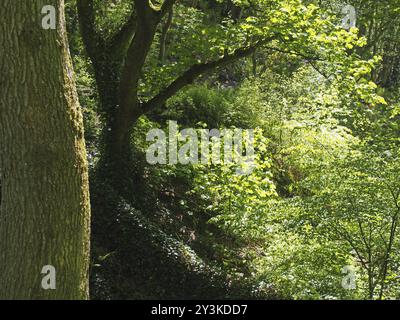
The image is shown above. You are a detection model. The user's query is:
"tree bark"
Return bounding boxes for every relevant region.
[159,8,174,64]
[0,0,91,299]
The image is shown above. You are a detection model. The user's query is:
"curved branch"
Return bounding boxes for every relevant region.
[118,0,160,111]
[143,36,277,112]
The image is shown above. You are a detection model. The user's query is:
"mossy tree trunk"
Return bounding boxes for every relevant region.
[0,0,91,299]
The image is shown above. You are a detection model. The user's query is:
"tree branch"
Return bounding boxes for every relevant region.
[142,37,276,112]
[109,11,138,59]
[118,0,162,115]
[160,0,177,17]
[77,0,104,60]
[263,45,322,62]
[159,7,174,64]
[134,0,156,15]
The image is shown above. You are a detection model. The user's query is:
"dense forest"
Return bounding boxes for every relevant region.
[0,0,399,300]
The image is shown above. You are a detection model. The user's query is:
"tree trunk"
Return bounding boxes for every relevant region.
[0,0,91,299]
[88,53,139,200]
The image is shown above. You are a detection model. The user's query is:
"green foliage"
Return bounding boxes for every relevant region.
[191,128,277,238]
[164,84,236,128]
[67,0,400,300]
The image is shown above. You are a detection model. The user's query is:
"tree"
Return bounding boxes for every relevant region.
[76,0,341,194]
[0,0,91,299]
[73,0,379,299]
[77,0,259,195]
